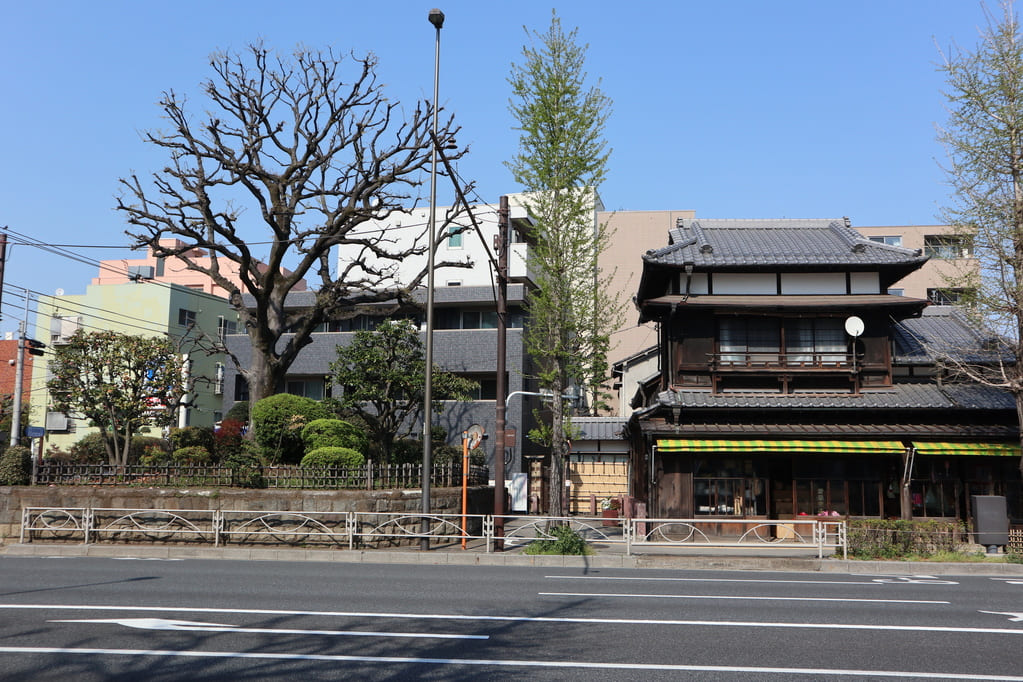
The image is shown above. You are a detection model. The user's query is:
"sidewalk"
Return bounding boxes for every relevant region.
[4,540,1023,576]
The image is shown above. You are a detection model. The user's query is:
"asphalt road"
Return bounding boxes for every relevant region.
[0,556,1021,680]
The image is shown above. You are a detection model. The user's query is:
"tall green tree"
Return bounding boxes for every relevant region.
[329,320,477,463]
[116,44,471,420]
[46,330,186,466]
[937,1,1023,475]
[507,11,618,515]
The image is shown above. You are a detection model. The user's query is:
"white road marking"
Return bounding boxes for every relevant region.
[868,575,960,585]
[5,603,1023,635]
[111,557,183,562]
[48,617,487,640]
[545,575,885,585]
[0,646,1020,680]
[980,611,1023,623]
[539,592,948,604]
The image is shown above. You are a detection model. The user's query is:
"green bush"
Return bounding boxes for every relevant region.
[139,448,174,466]
[390,438,422,465]
[169,427,216,456]
[847,519,968,559]
[523,525,592,555]
[431,443,463,465]
[252,394,331,464]
[172,445,213,465]
[301,419,368,453]
[66,432,115,464]
[0,445,32,485]
[132,436,169,464]
[224,444,266,488]
[225,401,249,424]
[300,447,366,469]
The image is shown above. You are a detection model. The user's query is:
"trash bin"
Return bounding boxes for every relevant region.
[972,495,1009,554]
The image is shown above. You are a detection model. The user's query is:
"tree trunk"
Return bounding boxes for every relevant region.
[243,345,282,422]
[548,375,566,517]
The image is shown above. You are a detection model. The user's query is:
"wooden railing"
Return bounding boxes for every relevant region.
[707,351,857,370]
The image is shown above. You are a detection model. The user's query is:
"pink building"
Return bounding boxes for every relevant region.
[92,239,307,297]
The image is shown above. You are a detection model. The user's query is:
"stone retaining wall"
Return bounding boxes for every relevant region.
[0,485,493,543]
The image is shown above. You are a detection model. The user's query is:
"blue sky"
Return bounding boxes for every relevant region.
[0,0,997,334]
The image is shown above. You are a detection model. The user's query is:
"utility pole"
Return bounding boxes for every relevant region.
[494,196,509,547]
[0,231,7,323]
[9,290,29,447]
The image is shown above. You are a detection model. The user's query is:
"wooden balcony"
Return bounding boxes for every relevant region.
[673,352,883,394]
[708,351,858,372]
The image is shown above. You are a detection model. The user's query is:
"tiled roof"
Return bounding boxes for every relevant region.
[571,417,628,440]
[655,382,1013,410]
[644,218,927,269]
[893,305,1005,364]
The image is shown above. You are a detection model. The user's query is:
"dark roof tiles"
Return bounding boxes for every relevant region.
[656,382,1012,410]
[645,218,927,269]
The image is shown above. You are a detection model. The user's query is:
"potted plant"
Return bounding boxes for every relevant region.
[600,497,620,526]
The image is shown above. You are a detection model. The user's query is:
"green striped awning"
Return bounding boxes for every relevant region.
[913,442,1021,457]
[656,439,905,454]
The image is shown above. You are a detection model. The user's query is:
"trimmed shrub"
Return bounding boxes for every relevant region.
[300,447,366,469]
[0,445,32,485]
[170,427,216,456]
[301,419,368,453]
[252,394,331,464]
[225,401,249,424]
[172,446,213,465]
[132,436,170,463]
[139,448,174,466]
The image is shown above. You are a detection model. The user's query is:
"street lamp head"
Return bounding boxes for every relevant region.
[428,8,445,29]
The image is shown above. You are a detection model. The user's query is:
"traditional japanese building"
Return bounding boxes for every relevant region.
[629,218,1021,522]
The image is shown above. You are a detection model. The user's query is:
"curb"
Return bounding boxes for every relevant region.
[4,543,1023,575]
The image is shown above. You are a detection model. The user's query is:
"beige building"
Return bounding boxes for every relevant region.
[854,224,976,302]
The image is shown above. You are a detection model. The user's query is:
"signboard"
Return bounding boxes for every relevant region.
[24,426,45,438]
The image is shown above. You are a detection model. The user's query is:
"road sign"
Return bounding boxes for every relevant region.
[24,426,45,438]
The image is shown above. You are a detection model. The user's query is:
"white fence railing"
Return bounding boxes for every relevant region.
[20,507,847,557]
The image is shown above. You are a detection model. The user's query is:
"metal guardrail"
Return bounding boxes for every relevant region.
[20,507,848,557]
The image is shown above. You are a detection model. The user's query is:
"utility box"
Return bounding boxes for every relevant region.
[971,495,1009,552]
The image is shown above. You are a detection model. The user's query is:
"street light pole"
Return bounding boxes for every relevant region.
[421,7,444,551]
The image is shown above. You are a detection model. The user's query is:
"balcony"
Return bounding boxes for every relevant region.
[674,351,885,394]
[708,351,858,372]
[508,243,536,285]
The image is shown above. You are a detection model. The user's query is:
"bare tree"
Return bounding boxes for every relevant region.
[117,44,471,412]
[937,2,1023,473]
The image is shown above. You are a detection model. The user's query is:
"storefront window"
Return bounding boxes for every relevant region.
[693,477,767,516]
